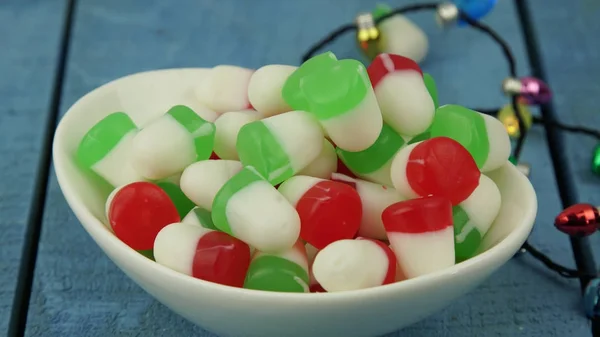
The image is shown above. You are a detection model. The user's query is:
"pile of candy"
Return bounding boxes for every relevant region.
[76,52,511,293]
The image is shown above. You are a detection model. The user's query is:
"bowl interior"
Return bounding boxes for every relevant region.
[52,67,538,337]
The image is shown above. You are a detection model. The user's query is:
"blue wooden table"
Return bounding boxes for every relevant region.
[2,0,599,336]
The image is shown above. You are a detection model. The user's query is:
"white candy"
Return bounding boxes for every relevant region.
[179,160,243,211]
[213,110,261,160]
[377,14,428,64]
[312,239,392,292]
[297,139,337,179]
[195,65,253,113]
[248,65,297,117]
[480,113,512,172]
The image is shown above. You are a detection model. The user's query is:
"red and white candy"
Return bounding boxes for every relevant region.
[331,173,404,240]
[390,137,481,206]
[367,53,434,137]
[154,222,251,287]
[278,175,362,249]
[312,238,396,292]
[383,196,455,279]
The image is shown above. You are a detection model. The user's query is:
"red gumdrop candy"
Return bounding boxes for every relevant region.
[406,137,480,205]
[296,181,362,249]
[192,231,251,287]
[109,182,180,250]
[382,196,453,234]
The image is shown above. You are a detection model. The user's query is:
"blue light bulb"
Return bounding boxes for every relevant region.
[454,0,497,24]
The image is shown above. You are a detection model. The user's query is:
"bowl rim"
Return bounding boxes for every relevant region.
[53,67,538,303]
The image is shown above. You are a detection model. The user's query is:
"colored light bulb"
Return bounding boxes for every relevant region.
[584,278,600,319]
[592,144,600,176]
[454,0,497,22]
[502,77,552,105]
[554,203,600,237]
[497,102,533,138]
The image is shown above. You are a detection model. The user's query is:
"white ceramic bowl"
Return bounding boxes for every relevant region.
[53,68,537,337]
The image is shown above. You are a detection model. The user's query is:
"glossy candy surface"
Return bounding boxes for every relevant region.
[282,52,383,152]
[212,166,301,252]
[554,203,600,237]
[131,105,216,180]
[76,112,143,187]
[312,238,396,292]
[383,196,455,278]
[154,223,251,287]
[391,137,480,205]
[107,182,180,251]
[244,241,309,293]
[278,176,362,249]
[367,53,434,136]
[237,111,323,185]
[336,123,405,186]
[429,105,510,172]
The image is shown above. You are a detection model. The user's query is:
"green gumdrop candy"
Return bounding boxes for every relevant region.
[282,51,338,111]
[156,181,195,218]
[76,112,137,170]
[299,59,369,120]
[423,73,439,109]
[429,105,490,168]
[453,206,482,262]
[337,123,405,174]
[244,255,309,293]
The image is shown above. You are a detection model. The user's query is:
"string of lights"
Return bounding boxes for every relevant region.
[300,1,600,335]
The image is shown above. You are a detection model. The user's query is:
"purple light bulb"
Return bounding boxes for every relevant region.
[519,77,552,105]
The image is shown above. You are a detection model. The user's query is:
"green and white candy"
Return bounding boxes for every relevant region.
[131,105,216,180]
[453,174,501,261]
[76,112,144,188]
[213,110,261,160]
[179,159,243,211]
[237,110,324,185]
[212,166,301,253]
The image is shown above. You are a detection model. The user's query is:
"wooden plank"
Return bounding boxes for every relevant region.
[25,0,583,336]
[528,2,600,209]
[0,0,68,333]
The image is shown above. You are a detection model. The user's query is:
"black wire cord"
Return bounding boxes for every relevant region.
[300,4,600,281]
